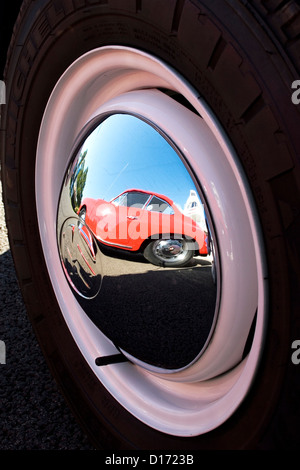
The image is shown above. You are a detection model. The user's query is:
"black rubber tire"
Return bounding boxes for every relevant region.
[143,238,194,267]
[1,0,300,450]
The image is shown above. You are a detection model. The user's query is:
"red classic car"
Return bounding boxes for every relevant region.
[78,189,208,267]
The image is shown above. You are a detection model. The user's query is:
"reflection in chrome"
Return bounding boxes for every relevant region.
[155,239,184,257]
[59,217,102,299]
[57,113,218,370]
[78,188,208,262]
[145,238,191,266]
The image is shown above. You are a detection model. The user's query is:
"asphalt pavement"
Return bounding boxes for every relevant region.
[0,180,95,450]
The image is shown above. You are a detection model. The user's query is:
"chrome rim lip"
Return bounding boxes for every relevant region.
[35,46,268,437]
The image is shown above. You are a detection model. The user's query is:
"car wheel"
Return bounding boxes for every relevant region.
[1,0,300,450]
[143,238,194,267]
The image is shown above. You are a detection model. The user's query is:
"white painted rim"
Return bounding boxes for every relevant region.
[36,46,268,437]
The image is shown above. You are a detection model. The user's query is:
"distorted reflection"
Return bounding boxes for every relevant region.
[58,114,217,369]
[78,188,209,267]
[59,217,102,299]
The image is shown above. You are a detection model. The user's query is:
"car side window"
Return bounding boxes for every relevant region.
[112,191,150,208]
[147,196,174,214]
[111,193,128,206]
[126,192,150,208]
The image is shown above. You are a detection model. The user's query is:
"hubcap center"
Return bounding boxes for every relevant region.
[156,239,183,258]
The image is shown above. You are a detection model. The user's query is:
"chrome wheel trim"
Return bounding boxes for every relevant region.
[36,46,267,437]
[153,239,185,261]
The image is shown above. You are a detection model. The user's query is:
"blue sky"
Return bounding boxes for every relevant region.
[80,114,200,211]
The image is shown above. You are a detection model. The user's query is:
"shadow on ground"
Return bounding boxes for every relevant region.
[0,248,95,450]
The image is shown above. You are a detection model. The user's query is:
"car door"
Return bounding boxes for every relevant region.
[145,195,175,239]
[107,191,151,250]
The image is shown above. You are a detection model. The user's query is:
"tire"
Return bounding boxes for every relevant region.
[143,238,194,267]
[1,0,300,450]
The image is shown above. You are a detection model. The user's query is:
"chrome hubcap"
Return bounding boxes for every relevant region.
[154,239,184,259]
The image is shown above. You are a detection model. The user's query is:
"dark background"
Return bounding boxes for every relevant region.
[0,2,23,79]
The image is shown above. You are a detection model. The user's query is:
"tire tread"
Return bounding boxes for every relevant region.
[250,0,300,71]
